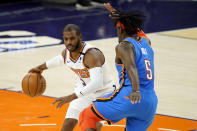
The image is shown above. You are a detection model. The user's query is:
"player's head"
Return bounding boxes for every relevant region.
[114,11,145,42]
[63,24,82,52]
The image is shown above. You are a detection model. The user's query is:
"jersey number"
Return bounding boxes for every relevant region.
[144,59,153,80]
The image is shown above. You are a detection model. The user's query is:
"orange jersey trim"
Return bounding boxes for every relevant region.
[126,36,142,43]
[92,104,113,124]
[138,30,147,38]
[70,43,86,63]
[64,49,67,64]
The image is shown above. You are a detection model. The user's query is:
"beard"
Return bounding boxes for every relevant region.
[66,39,80,52]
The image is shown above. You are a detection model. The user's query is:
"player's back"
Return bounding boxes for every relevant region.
[118,37,154,91]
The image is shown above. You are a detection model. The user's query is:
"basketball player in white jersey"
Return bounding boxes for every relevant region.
[29,24,115,131]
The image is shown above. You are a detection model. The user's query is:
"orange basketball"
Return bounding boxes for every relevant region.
[22,73,46,97]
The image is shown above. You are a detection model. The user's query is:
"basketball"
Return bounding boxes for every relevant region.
[22,73,46,97]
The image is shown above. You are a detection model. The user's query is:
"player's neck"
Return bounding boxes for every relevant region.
[127,34,140,41]
[121,32,139,41]
[70,42,84,60]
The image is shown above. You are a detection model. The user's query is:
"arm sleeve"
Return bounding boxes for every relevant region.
[75,67,103,97]
[46,55,64,68]
[74,74,83,88]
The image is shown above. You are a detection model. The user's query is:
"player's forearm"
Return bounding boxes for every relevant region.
[37,63,48,71]
[127,68,140,92]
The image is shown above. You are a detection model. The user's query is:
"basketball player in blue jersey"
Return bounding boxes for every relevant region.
[28,24,115,131]
[79,3,158,131]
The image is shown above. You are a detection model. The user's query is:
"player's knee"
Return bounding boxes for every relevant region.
[61,118,78,131]
[64,118,78,126]
[86,129,97,131]
[96,122,103,131]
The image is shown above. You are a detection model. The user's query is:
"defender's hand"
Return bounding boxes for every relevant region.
[125,91,141,104]
[104,3,116,12]
[104,3,120,20]
[109,11,120,20]
[52,93,78,108]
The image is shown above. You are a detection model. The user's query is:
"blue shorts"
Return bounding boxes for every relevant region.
[93,86,158,131]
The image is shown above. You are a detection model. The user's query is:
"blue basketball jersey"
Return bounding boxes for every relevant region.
[116,37,155,91]
[93,37,158,131]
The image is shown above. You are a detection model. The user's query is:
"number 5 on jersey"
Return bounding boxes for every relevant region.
[144,59,153,80]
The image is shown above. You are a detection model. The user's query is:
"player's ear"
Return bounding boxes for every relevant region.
[119,27,122,33]
[79,34,82,41]
[120,27,124,33]
[118,27,123,35]
[120,27,126,35]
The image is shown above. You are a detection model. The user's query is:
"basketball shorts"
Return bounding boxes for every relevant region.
[93,86,158,131]
[66,86,115,120]
[66,96,93,120]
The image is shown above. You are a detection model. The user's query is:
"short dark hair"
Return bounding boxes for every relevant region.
[116,10,146,35]
[63,24,81,35]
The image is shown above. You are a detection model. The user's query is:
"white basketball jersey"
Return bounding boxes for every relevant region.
[64,42,115,98]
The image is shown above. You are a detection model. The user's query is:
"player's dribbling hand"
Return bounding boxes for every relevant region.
[28,67,43,74]
[125,92,141,104]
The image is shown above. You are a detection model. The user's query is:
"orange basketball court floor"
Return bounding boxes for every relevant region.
[1,89,197,131]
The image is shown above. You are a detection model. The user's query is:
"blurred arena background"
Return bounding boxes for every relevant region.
[0,0,197,130]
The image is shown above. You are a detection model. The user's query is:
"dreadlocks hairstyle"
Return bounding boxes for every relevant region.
[113,10,146,35]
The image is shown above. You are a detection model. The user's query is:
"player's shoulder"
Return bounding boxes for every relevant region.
[143,37,151,46]
[116,40,134,51]
[85,48,103,58]
[84,42,93,49]
[83,47,105,68]
[83,42,104,61]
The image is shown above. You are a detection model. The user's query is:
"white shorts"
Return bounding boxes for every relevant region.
[65,96,92,120]
[66,86,115,120]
